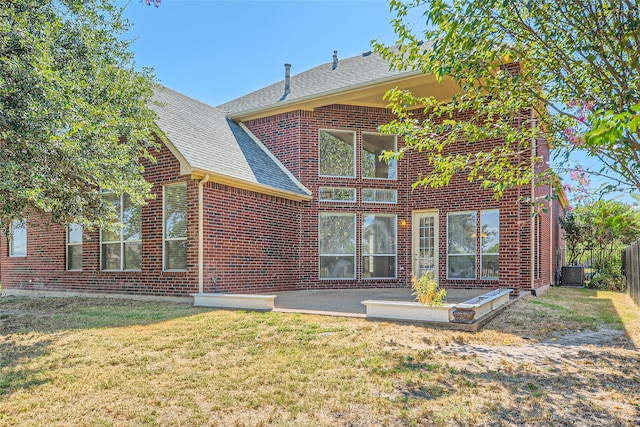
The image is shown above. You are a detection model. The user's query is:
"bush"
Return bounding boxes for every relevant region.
[412,272,447,307]
[588,267,626,291]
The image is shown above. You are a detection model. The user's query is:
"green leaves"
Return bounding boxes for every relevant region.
[0,0,158,232]
[375,0,640,197]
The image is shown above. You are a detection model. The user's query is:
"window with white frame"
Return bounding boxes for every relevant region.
[318,187,356,202]
[362,214,397,279]
[362,133,397,179]
[480,210,499,280]
[9,219,26,257]
[164,183,188,271]
[362,189,397,204]
[447,212,477,279]
[319,213,356,279]
[67,223,83,271]
[101,193,142,271]
[319,129,355,177]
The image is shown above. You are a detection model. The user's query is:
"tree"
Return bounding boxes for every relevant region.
[374,0,639,198]
[0,0,159,233]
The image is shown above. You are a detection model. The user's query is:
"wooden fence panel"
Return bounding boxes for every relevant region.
[624,239,640,308]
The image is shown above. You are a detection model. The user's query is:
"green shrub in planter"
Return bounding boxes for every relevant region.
[412,272,447,307]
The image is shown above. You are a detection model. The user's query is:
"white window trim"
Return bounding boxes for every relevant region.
[163,182,188,272]
[361,132,398,181]
[318,129,356,178]
[362,188,398,204]
[66,224,82,271]
[100,193,142,271]
[9,219,27,257]
[318,212,356,280]
[446,211,477,280]
[480,209,500,281]
[318,187,357,202]
[362,213,398,280]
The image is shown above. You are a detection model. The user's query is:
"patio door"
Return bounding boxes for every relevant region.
[412,211,439,279]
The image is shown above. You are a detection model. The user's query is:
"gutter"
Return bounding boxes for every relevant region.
[198,174,210,294]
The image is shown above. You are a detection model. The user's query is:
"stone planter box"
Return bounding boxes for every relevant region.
[362,288,513,323]
[191,293,276,310]
[361,300,454,322]
[453,288,512,320]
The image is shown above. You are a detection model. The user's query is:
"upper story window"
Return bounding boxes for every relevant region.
[101,193,142,271]
[318,187,356,202]
[9,219,27,257]
[67,223,83,271]
[362,189,397,204]
[164,183,188,271]
[362,133,396,179]
[319,129,355,177]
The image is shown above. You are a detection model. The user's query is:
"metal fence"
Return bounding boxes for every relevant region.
[623,238,640,308]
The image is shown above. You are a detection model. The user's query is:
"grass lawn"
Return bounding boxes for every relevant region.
[1,288,639,426]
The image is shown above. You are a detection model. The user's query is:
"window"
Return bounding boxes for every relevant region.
[67,224,82,271]
[101,193,142,271]
[164,183,188,271]
[447,212,477,279]
[9,219,26,257]
[362,214,397,279]
[480,210,499,280]
[318,187,356,202]
[319,213,355,279]
[362,189,397,204]
[319,129,355,177]
[362,133,396,179]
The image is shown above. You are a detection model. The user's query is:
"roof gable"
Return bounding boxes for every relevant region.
[152,86,311,201]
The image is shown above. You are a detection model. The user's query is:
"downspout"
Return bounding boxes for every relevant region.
[198,174,210,294]
[549,185,554,285]
[530,110,537,295]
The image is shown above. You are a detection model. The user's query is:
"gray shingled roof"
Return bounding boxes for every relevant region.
[152,86,311,199]
[216,49,417,115]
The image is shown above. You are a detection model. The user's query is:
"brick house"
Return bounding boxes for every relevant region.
[0,50,566,300]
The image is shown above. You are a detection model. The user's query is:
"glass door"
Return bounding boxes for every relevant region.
[412,211,438,279]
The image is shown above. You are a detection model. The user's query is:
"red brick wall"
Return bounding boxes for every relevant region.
[245,103,558,294]
[200,183,302,294]
[0,142,302,297]
[1,103,561,297]
[0,142,200,297]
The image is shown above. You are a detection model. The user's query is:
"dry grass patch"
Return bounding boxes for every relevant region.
[1,288,639,426]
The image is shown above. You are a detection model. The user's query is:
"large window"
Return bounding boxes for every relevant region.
[67,224,83,271]
[319,129,355,177]
[9,219,26,257]
[164,183,188,271]
[480,210,499,280]
[362,133,396,179]
[319,213,356,279]
[101,193,142,271]
[447,212,477,279]
[362,214,397,279]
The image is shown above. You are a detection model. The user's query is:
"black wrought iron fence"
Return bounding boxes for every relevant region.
[623,238,640,308]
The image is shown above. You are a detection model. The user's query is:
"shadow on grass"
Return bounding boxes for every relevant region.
[386,346,640,426]
[0,296,211,335]
[482,287,638,350]
[0,295,212,398]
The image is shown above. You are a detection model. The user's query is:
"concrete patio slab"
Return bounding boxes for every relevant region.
[272,288,488,318]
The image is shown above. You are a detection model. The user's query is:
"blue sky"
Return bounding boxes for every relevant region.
[121,0,405,106]
[119,0,634,205]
